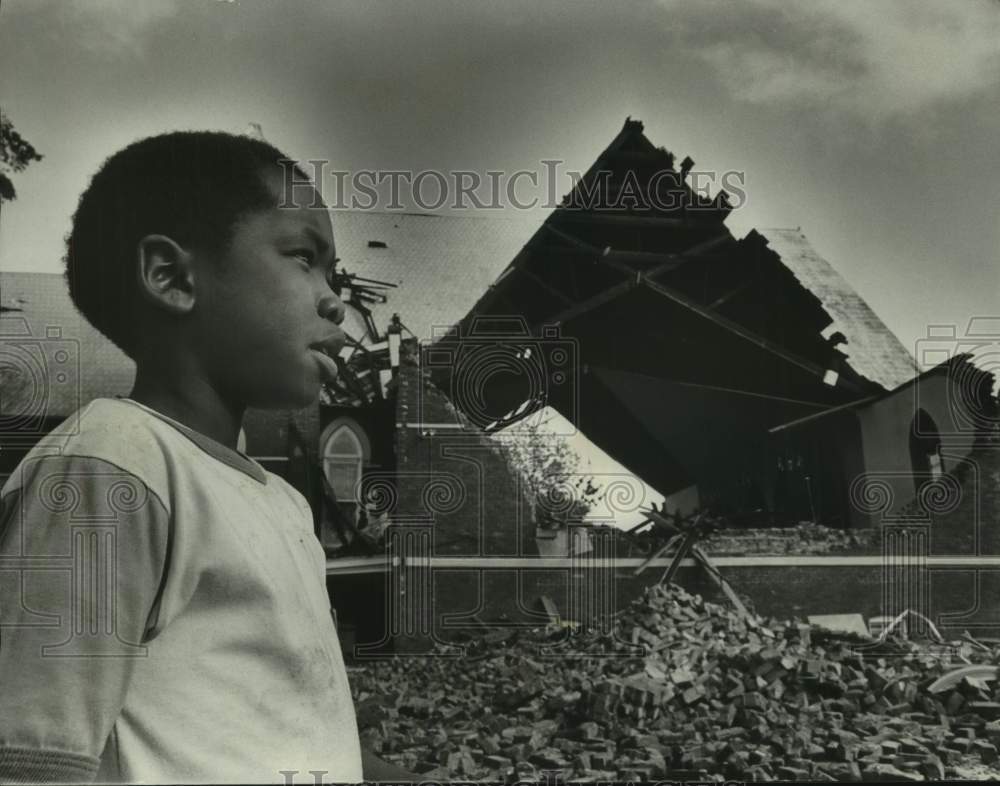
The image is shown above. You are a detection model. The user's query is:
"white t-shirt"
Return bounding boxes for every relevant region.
[0,397,363,784]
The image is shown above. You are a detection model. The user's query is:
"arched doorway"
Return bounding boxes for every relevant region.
[909,409,943,492]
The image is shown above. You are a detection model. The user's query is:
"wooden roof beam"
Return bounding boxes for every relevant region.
[540,222,635,276]
[642,234,735,279]
[531,224,856,393]
[508,266,576,307]
[707,281,754,311]
[532,278,636,332]
[472,212,732,328]
[638,275,867,395]
[541,223,735,284]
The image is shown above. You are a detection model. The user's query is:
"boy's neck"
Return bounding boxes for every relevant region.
[128,366,245,452]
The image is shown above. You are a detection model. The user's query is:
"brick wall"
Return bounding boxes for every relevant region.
[336,558,1000,655]
[390,350,535,558]
[906,443,1000,556]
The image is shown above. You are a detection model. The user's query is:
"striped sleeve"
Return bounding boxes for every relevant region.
[0,454,170,784]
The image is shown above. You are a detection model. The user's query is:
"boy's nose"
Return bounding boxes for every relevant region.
[318,292,346,326]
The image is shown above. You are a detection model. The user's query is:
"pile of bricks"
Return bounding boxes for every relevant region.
[349,583,1000,782]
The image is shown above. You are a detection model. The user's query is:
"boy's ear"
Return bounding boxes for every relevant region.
[135,234,197,314]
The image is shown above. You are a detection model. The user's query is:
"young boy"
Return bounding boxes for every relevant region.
[0,132,418,784]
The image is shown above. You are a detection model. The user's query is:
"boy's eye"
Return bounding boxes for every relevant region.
[289,250,313,265]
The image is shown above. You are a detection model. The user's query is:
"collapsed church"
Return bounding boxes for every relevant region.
[2,118,998,651]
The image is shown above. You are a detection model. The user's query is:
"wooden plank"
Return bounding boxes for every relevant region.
[657,530,700,586]
[639,507,682,535]
[690,544,752,622]
[632,533,683,577]
[625,518,653,535]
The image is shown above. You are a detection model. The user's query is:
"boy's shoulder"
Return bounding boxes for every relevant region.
[1,397,175,507]
[2,397,313,528]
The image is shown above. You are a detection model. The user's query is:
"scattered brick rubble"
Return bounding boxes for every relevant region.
[349,583,1000,782]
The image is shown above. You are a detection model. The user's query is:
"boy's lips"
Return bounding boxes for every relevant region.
[309,335,345,382]
[309,346,340,382]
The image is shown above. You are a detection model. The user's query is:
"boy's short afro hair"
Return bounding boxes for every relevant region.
[64,130,308,360]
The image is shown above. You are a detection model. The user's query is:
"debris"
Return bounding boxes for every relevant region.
[868,616,895,639]
[807,614,870,638]
[350,583,1000,781]
[962,632,993,653]
[875,609,945,644]
[928,665,1000,695]
[634,508,753,623]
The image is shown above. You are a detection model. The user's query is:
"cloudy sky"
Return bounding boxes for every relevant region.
[2,0,999,368]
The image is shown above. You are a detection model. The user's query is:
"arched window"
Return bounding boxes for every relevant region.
[324,425,364,501]
[318,419,371,546]
[910,409,943,491]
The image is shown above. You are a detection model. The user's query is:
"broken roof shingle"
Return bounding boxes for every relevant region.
[757,228,921,392]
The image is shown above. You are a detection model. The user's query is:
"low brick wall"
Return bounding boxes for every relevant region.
[703,525,881,556]
[330,558,1000,656]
